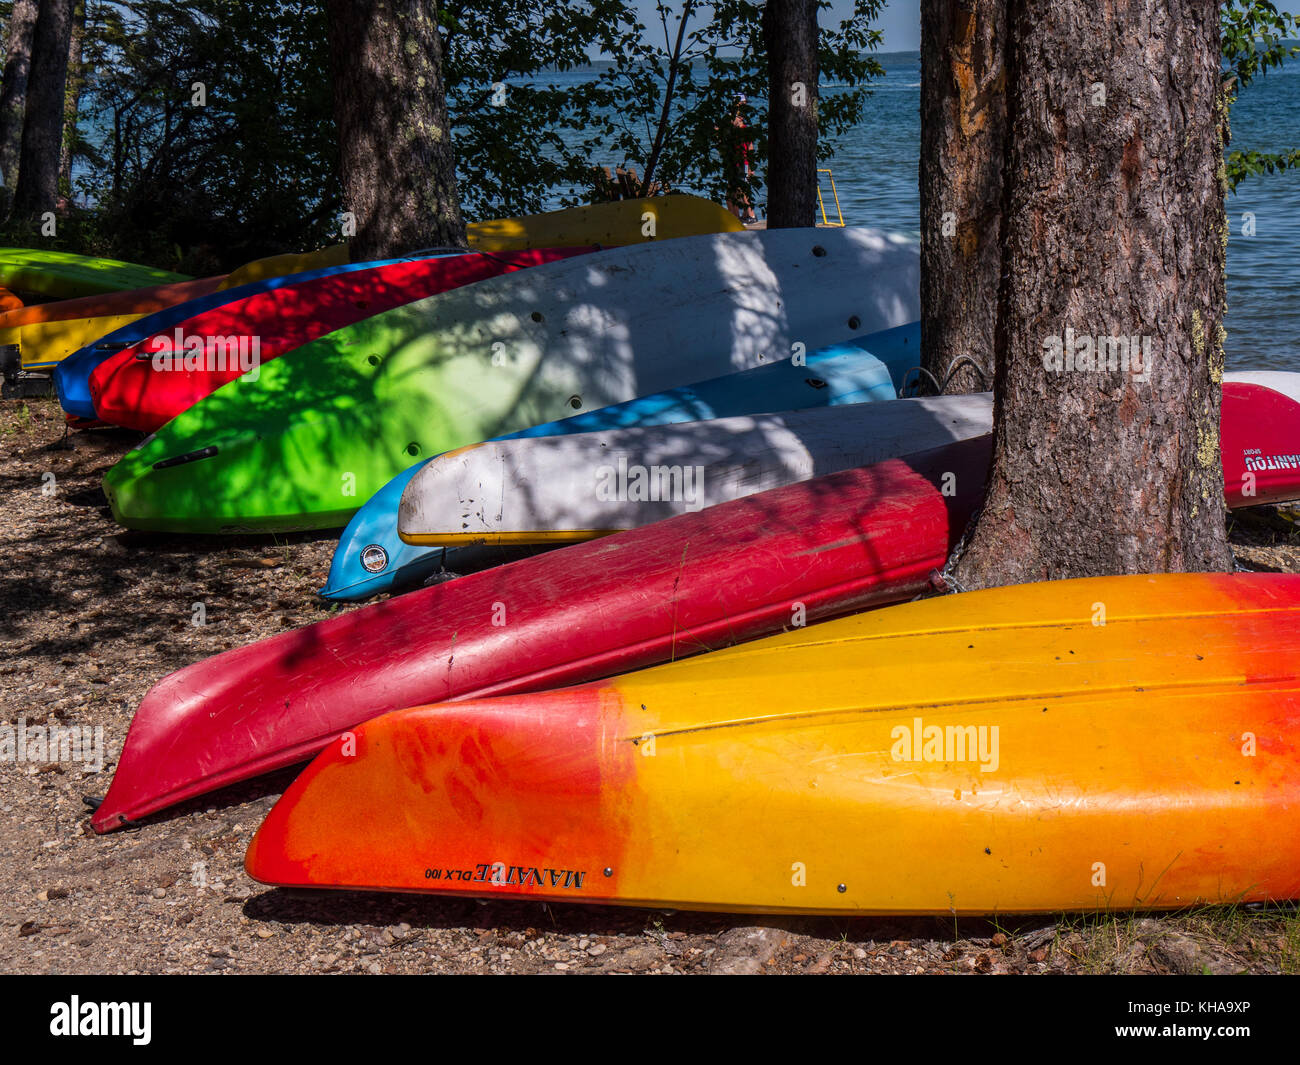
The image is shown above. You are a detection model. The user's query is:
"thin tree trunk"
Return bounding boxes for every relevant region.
[58,0,84,194]
[10,0,73,220]
[325,0,465,260]
[762,0,819,228]
[639,0,695,197]
[0,0,39,190]
[950,0,1233,588]
[919,0,1006,393]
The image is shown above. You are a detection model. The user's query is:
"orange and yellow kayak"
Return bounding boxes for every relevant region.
[247,572,1300,915]
[2,276,225,370]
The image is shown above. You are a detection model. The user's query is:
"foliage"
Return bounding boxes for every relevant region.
[0,0,339,272]
[2,0,888,261]
[444,1,885,220]
[1220,0,1300,190]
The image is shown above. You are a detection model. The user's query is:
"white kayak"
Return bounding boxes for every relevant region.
[398,370,1300,545]
[398,394,996,544]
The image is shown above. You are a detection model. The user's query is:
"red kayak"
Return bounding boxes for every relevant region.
[1222,377,1300,507]
[91,436,991,832]
[86,248,592,431]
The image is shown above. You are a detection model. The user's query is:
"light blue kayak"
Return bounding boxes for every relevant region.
[321,321,921,601]
[52,251,463,419]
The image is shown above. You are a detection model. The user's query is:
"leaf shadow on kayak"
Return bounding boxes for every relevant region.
[86,249,586,433]
[55,252,492,420]
[103,227,918,535]
[406,393,992,542]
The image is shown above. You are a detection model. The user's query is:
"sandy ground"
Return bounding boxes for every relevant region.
[2,394,1297,975]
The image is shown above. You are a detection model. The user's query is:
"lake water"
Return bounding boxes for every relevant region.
[534,51,1299,372]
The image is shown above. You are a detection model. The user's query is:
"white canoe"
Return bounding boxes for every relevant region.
[398,394,996,544]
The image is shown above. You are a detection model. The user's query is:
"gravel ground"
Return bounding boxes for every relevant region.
[2,394,1297,975]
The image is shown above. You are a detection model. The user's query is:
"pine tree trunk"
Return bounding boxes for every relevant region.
[762,0,819,229]
[58,0,83,194]
[950,0,1233,588]
[0,0,39,190]
[919,0,1006,394]
[325,0,465,260]
[10,0,72,220]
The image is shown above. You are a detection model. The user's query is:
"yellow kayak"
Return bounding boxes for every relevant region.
[216,245,350,290]
[220,195,743,290]
[11,312,154,371]
[247,572,1300,914]
[467,193,744,251]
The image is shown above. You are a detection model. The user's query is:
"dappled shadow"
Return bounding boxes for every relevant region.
[88,249,582,432]
[106,228,920,535]
[325,321,920,600]
[0,418,340,663]
[401,394,993,540]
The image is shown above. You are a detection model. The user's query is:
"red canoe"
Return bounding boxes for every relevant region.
[86,248,592,431]
[91,437,991,832]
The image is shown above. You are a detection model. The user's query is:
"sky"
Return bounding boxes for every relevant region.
[632,1,921,52]
[633,2,1300,56]
[858,0,920,52]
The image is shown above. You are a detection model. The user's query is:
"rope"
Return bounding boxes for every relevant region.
[898,356,993,398]
[939,356,992,392]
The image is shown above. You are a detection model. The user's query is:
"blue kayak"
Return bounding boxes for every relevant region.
[320,321,921,601]
[52,252,460,420]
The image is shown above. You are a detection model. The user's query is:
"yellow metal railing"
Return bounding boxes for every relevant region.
[816,168,846,227]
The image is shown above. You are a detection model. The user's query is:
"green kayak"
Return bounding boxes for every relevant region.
[104,227,921,534]
[0,248,190,300]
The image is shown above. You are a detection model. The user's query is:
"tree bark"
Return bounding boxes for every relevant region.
[58,0,84,194]
[919,0,1006,394]
[949,0,1233,588]
[10,0,72,220]
[0,0,39,190]
[325,0,465,260]
[762,0,819,229]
